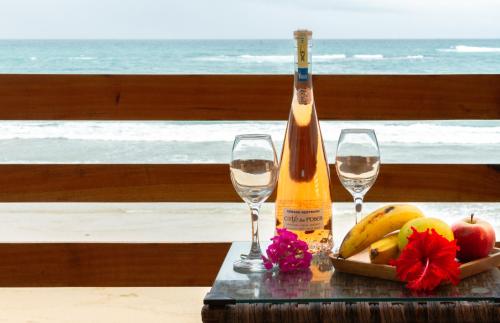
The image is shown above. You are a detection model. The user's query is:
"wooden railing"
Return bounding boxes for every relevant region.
[1,74,499,120]
[0,164,497,202]
[0,74,498,287]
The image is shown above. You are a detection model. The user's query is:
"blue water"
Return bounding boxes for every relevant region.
[0,39,498,165]
[1,39,500,74]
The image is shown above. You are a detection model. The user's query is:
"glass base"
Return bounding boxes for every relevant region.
[233,258,267,273]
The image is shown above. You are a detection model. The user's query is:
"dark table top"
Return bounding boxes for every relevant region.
[204,242,500,305]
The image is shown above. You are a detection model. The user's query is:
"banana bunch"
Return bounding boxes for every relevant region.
[338,204,424,259]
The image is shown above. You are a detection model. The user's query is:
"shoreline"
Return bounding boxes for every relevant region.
[0,202,497,248]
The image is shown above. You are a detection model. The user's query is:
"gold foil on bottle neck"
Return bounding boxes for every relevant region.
[295,30,311,71]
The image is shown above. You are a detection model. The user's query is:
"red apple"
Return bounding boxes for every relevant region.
[452,214,496,262]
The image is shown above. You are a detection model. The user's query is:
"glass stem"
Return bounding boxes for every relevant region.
[247,204,262,260]
[354,195,363,224]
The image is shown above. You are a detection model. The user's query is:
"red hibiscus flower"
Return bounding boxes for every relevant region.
[390,227,460,292]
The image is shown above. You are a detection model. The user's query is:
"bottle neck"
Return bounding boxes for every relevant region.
[294,34,313,90]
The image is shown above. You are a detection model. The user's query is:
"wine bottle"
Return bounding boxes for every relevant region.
[275,30,333,253]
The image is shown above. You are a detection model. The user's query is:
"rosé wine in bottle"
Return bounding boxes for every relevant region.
[275,30,333,253]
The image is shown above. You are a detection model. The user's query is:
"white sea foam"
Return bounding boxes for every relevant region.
[193,55,291,63]
[321,123,500,145]
[29,56,37,61]
[391,55,425,60]
[353,54,384,60]
[69,56,96,60]
[194,53,431,63]
[195,54,347,64]
[439,45,500,53]
[0,121,498,145]
[405,55,424,59]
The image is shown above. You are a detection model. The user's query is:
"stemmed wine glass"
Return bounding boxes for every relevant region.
[335,129,380,224]
[230,134,278,273]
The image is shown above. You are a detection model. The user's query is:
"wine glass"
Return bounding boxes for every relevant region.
[335,129,380,224]
[230,134,278,273]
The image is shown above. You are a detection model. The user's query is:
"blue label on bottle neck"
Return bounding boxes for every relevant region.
[298,68,308,81]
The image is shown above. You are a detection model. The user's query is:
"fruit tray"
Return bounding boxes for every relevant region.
[330,244,500,282]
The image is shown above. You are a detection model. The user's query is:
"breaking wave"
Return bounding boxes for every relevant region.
[439,45,500,53]
[193,53,428,63]
[0,121,497,145]
[353,54,384,60]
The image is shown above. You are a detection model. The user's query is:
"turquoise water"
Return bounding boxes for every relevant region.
[0,40,497,244]
[1,39,500,74]
[0,39,498,165]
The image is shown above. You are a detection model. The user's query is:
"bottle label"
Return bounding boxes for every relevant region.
[297,33,308,81]
[283,208,323,231]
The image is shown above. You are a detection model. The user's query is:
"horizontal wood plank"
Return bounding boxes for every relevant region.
[0,74,498,120]
[0,242,230,287]
[0,164,497,202]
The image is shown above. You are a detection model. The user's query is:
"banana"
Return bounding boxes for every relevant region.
[369,232,399,264]
[339,204,424,258]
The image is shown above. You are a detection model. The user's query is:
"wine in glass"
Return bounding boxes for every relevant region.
[335,129,380,224]
[230,134,278,273]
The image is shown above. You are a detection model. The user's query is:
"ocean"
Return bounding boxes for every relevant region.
[1,39,500,74]
[0,39,497,240]
[0,39,500,163]
[0,39,499,164]
[0,120,498,164]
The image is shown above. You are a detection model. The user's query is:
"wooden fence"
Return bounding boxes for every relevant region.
[0,74,498,286]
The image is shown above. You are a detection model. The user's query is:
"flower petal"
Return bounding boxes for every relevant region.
[264,229,312,273]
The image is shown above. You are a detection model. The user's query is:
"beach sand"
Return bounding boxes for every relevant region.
[0,287,209,323]
[0,202,497,247]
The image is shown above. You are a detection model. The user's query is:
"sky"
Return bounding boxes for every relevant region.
[0,0,499,39]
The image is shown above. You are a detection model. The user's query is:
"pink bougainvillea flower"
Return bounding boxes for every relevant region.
[390,227,460,292]
[262,228,312,272]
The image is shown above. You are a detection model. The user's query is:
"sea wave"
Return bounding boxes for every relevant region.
[0,121,498,145]
[192,53,432,63]
[353,54,384,60]
[69,56,97,60]
[405,55,424,59]
[2,39,500,74]
[195,53,383,63]
[439,45,500,53]
[195,54,347,63]
[193,55,291,63]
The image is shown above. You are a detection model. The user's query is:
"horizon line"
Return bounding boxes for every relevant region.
[0,37,499,41]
